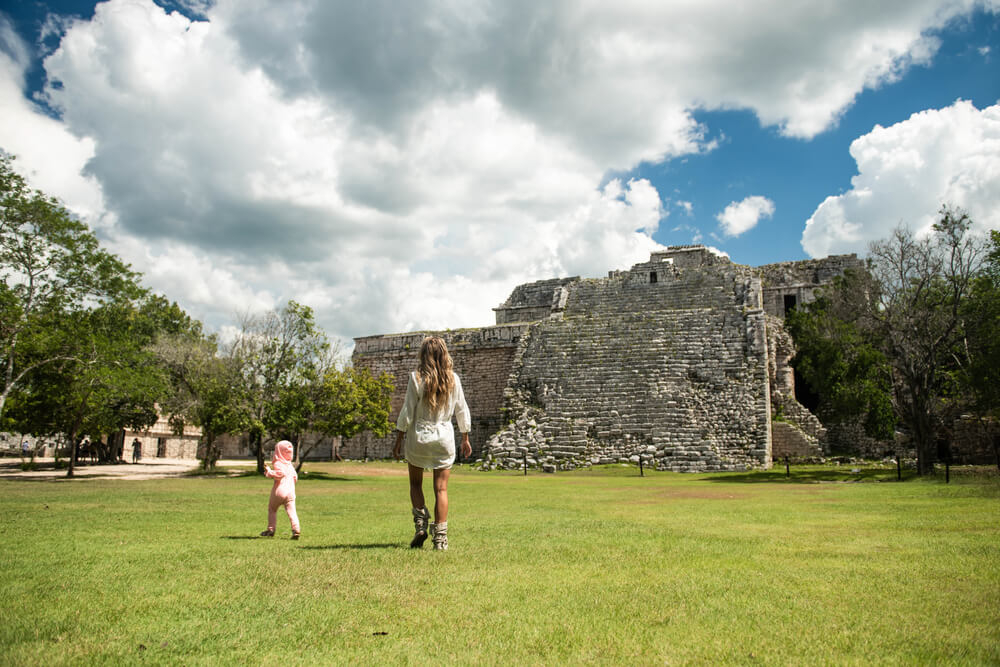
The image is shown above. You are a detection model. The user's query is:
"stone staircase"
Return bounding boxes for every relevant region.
[486,266,772,472]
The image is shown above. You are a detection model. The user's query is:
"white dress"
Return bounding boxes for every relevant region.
[396,371,471,470]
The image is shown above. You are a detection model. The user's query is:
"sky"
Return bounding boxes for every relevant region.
[1,0,998,348]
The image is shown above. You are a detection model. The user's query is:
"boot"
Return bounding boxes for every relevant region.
[259,529,274,537]
[410,507,430,548]
[430,521,448,551]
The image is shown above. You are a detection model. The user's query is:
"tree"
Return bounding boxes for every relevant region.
[154,330,245,471]
[1,153,139,422]
[227,302,329,473]
[961,230,1000,468]
[306,365,394,471]
[867,208,986,473]
[9,296,180,477]
[788,207,987,474]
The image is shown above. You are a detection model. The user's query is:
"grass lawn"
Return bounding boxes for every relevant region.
[1,462,998,665]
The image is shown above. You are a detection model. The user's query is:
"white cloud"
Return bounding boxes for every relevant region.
[3,0,997,345]
[716,196,776,237]
[0,27,106,224]
[802,99,1000,257]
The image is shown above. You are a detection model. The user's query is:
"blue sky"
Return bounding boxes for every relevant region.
[1,1,998,342]
[640,7,999,265]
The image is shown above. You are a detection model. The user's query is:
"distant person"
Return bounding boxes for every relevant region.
[392,336,472,550]
[131,438,142,463]
[21,439,30,459]
[260,440,300,540]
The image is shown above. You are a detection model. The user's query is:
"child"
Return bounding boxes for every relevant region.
[392,336,472,550]
[260,440,300,539]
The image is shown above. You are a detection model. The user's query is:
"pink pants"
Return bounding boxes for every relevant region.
[267,491,300,533]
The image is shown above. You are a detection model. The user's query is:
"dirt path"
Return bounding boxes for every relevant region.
[0,457,255,481]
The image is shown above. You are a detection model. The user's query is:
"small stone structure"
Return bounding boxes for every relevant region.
[352,246,863,471]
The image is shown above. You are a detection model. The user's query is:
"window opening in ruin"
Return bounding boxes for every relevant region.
[793,367,820,413]
[650,271,658,284]
[783,294,797,314]
[157,437,167,458]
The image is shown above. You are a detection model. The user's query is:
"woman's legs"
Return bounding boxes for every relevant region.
[407,463,430,548]
[407,463,426,509]
[432,467,451,523]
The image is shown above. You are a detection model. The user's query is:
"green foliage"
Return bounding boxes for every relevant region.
[786,272,895,440]
[314,366,394,441]
[228,301,332,470]
[7,294,189,471]
[1,154,209,475]
[961,230,1000,420]
[788,208,992,473]
[1,153,142,423]
[157,302,393,472]
[154,331,244,470]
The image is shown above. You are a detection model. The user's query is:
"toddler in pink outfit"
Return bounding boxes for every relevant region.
[260,440,301,539]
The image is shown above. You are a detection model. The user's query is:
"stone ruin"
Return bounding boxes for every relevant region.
[350,246,864,472]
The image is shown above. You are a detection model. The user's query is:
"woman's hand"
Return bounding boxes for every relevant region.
[392,430,405,460]
[460,433,471,460]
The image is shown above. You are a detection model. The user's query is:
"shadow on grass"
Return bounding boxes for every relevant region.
[298,472,361,483]
[183,469,362,483]
[221,535,262,540]
[299,543,403,550]
[699,468,916,484]
[183,468,257,479]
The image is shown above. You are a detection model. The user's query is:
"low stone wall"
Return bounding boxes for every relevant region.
[771,421,823,460]
[351,325,531,459]
[948,417,999,465]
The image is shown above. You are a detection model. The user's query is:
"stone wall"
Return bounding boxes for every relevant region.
[758,254,864,317]
[771,422,823,461]
[350,325,531,459]
[123,415,202,460]
[494,277,578,324]
[766,313,826,458]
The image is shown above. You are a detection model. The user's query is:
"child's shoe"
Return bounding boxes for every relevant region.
[410,507,430,548]
[259,529,275,537]
[430,521,448,551]
[291,531,300,540]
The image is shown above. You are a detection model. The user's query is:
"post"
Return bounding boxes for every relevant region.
[785,455,790,478]
[945,458,950,484]
[523,451,527,476]
[897,454,902,481]
[364,446,368,462]
[639,456,644,477]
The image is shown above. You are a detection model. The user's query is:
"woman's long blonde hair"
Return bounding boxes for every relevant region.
[417,336,455,412]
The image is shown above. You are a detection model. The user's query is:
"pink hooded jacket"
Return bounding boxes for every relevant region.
[265,440,298,500]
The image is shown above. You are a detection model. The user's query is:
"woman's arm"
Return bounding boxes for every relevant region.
[392,430,406,460]
[395,373,419,433]
[454,373,472,460]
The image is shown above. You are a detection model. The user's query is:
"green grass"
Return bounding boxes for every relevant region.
[1,462,998,665]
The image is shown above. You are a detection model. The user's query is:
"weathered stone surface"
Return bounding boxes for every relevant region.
[352,246,859,471]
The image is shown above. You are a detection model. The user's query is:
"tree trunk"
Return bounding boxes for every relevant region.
[201,432,220,471]
[254,431,264,474]
[993,430,1000,473]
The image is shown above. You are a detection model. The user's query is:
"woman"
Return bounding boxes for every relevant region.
[392,336,472,550]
